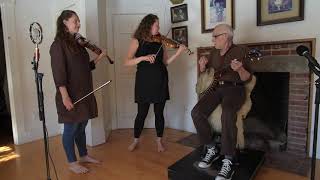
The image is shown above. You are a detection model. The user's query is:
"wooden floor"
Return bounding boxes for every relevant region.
[0,128,316,180]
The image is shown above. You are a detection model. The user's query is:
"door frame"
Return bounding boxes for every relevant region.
[112,13,149,129]
[0,0,25,144]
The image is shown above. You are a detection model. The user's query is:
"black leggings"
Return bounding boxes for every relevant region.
[134,102,166,138]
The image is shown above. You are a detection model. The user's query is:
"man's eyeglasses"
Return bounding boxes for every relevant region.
[212,33,226,38]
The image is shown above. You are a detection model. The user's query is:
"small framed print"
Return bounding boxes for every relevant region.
[172,26,188,46]
[257,0,305,26]
[201,0,235,33]
[171,4,188,23]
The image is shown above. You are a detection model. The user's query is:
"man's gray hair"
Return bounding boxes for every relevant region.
[214,23,233,41]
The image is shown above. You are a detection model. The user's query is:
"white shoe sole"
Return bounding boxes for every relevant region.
[215,171,235,180]
[198,156,220,169]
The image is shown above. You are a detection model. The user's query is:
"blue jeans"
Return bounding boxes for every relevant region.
[62,120,88,163]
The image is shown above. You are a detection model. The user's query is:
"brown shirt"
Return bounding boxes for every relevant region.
[50,39,98,123]
[207,44,252,83]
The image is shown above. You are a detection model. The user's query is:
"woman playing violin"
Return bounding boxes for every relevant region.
[50,10,107,174]
[124,14,187,152]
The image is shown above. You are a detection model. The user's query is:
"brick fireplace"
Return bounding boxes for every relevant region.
[197,38,316,157]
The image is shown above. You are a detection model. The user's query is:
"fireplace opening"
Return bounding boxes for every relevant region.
[245,72,290,152]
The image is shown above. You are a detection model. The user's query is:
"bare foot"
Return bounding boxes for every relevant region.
[79,155,101,164]
[128,139,139,152]
[69,162,89,174]
[157,138,166,152]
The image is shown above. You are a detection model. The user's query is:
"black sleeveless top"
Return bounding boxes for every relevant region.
[134,39,169,103]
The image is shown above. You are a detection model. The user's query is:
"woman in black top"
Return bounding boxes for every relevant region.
[124,14,187,152]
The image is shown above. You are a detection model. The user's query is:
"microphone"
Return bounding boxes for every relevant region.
[74,33,114,64]
[296,45,320,69]
[29,22,43,63]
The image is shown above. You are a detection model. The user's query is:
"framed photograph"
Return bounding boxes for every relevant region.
[172,26,188,46]
[257,0,304,26]
[201,0,234,33]
[171,4,188,23]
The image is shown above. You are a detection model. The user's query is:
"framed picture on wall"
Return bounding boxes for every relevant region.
[257,0,305,26]
[172,26,188,46]
[171,4,188,23]
[201,0,234,33]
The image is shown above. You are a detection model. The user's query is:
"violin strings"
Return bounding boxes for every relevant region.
[154,29,171,58]
[155,44,164,58]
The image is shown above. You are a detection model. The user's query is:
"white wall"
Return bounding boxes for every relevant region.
[10,0,60,143]
[164,0,320,157]
[85,0,109,146]
[97,0,112,138]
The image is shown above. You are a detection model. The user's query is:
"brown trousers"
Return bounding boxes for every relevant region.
[191,84,245,156]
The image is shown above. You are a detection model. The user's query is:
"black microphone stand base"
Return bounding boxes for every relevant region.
[32,60,51,180]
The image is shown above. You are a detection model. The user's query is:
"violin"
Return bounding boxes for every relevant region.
[75,33,114,64]
[151,33,194,55]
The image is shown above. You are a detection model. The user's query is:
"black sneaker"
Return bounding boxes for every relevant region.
[215,159,235,180]
[198,145,220,168]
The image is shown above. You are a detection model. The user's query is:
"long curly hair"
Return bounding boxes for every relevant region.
[54,10,80,53]
[133,14,159,41]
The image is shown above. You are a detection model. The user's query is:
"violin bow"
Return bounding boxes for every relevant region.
[74,80,112,105]
[154,29,171,58]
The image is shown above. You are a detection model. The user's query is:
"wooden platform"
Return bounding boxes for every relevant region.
[168,146,265,180]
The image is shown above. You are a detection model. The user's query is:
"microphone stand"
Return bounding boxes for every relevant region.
[308,63,320,180]
[31,44,51,180]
